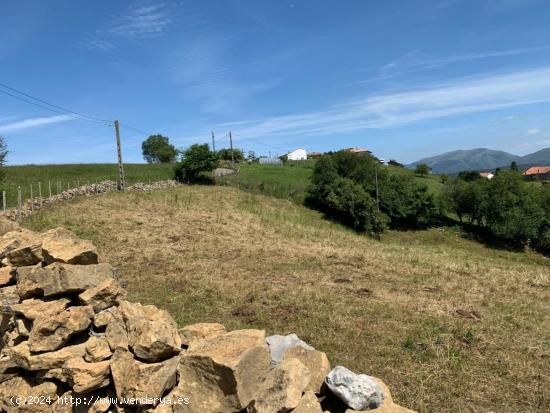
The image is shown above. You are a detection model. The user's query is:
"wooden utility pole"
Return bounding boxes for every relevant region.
[114,120,125,191]
[211,131,216,152]
[229,131,234,163]
[375,167,380,211]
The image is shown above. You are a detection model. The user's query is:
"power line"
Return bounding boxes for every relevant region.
[0,82,111,126]
[231,132,289,154]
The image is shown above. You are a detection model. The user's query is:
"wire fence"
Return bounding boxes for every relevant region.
[0,174,172,210]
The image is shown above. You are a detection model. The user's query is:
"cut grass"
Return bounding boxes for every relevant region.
[23,185,550,413]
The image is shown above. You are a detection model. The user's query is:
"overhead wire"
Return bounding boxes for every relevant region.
[0,82,112,126]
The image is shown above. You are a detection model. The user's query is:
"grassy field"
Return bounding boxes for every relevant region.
[217,161,444,203]
[1,163,173,208]
[23,185,549,413]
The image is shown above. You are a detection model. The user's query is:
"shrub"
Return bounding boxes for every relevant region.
[484,171,544,246]
[415,163,431,176]
[174,144,219,183]
[457,170,481,182]
[308,151,438,233]
[442,179,488,225]
[217,148,245,162]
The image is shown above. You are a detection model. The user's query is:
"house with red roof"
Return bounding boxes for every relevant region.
[522,166,550,181]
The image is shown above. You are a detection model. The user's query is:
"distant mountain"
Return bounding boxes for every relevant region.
[407,148,550,174]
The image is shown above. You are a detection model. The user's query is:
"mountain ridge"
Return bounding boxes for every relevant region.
[407,147,550,174]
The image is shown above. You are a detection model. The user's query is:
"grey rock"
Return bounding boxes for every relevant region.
[324,366,384,411]
[266,333,314,366]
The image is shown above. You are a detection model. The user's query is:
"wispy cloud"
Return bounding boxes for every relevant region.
[526,128,541,136]
[171,32,277,114]
[358,45,550,83]
[207,67,550,142]
[84,1,174,51]
[0,115,73,133]
[436,0,465,8]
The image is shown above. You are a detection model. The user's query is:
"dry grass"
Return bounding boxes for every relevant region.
[23,185,550,413]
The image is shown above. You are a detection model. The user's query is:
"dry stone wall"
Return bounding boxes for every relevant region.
[0,220,416,413]
[1,180,179,221]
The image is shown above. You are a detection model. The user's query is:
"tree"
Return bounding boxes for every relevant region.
[510,161,518,171]
[442,179,488,224]
[174,144,219,183]
[388,159,404,167]
[415,163,431,176]
[484,171,543,245]
[0,136,7,183]
[217,148,244,163]
[142,135,177,163]
[307,151,437,233]
[457,170,481,182]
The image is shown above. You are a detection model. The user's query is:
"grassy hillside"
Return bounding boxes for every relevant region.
[217,161,444,203]
[23,186,549,413]
[1,163,173,208]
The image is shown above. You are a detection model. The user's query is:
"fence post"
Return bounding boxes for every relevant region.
[67,182,69,191]
[30,184,33,212]
[17,186,21,221]
[2,191,5,212]
[48,181,52,198]
[38,182,42,207]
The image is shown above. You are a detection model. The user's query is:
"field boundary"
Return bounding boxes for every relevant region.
[0,180,179,221]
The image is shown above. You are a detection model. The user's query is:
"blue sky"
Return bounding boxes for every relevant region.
[1,0,550,164]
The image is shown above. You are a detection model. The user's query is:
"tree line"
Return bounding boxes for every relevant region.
[307,151,549,253]
[141,134,244,164]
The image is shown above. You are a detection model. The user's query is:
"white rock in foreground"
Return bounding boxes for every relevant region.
[266,333,314,366]
[325,365,384,411]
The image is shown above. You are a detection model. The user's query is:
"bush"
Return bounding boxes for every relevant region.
[484,171,543,246]
[308,151,438,233]
[388,159,404,167]
[415,163,431,176]
[217,148,245,162]
[442,179,488,224]
[174,144,219,183]
[379,175,438,228]
[457,170,481,182]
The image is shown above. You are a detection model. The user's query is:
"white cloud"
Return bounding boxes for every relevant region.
[84,1,174,50]
[376,46,550,80]
[205,67,550,142]
[526,128,541,136]
[0,115,73,133]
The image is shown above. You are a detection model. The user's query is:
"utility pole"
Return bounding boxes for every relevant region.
[229,131,234,163]
[211,131,216,152]
[375,167,380,211]
[114,120,125,191]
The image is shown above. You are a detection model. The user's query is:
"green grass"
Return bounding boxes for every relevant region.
[1,163,174,208]
[216,161,315,203]
[216,161,444,203]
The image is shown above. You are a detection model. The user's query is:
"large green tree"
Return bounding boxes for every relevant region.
[142,134,177,163]
[308,151,437,234]
[174,144,219,183]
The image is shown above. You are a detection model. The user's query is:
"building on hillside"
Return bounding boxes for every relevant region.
[479,172,494,179]
[345,147,371,155]
[259,157,283,165]
[287,148,307,161]
[308,151,322,159]
[522,166,550,180]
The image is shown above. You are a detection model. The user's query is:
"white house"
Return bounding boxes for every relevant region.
[287,148,307,161]
[479,172,494,180]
